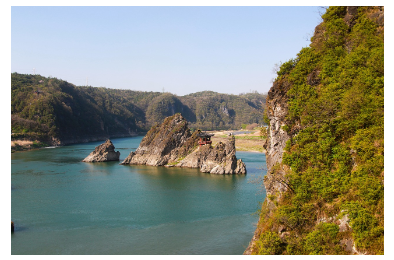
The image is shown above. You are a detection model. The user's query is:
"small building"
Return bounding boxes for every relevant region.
[34,89,43,95]
[197,132,214,147]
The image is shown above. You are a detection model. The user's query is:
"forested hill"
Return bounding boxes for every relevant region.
[247,7,384,255]
[11,73,266,145]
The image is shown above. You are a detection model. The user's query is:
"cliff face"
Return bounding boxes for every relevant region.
[121,113,246,174]
[263,79,292,207]
[246,6,384,255]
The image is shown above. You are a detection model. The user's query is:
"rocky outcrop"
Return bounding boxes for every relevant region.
[121,114,196,166]
[259,77,294,212]
[82,139,120,162]
[121,113,246,174]
[264,79,291,172]
[176,135,246,174]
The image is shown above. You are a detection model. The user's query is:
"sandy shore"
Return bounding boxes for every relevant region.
[11,140,34,147]
[11,139,46,152]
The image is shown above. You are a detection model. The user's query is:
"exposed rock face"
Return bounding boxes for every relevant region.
[176,135,246,174]
[264,79,291,172]
[121,114,196,166]
[262,78,293,210]
[82,139,120,162]
[121,113,246,174]
[344,6,359,28]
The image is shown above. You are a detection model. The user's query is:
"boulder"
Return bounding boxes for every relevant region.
[82,139,120,162]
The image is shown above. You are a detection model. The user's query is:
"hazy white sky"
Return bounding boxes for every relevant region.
[11,5,323,96]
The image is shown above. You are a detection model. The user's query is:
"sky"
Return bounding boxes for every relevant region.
[11,5,324,96]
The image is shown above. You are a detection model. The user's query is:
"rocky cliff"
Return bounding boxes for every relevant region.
[82,139,120,162]
[121,113,246,174]
[246,6,384,255]
[243,56,293,256]
[263,79,293,207]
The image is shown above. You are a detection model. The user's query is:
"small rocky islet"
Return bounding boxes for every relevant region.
[82,139,120,162]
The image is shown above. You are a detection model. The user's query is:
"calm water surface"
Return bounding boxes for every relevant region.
[11,136,267,255]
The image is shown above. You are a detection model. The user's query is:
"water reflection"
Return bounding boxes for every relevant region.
[126,164,246,191]
[81,161,120,176]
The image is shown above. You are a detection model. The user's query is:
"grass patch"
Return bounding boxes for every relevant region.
[235,136,264,140]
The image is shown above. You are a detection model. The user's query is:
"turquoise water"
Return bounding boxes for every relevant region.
[11,136,266,255]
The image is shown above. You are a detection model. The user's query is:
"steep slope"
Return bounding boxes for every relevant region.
[182,91,266,130]
[247,6,384,255]
[11,74,145,145]
[145,93,196,125]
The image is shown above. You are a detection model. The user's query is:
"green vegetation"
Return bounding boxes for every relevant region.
[256,232,285,255]
[304,223,345,254]
[11,74,266,144]
[259,126,268,139]
[11,74,146,142]
[183,91,266,130]
[255,6,384,254]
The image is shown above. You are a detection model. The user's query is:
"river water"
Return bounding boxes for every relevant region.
[11,136,266,255]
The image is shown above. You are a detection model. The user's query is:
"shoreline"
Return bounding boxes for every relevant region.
[11,130,266,154]
[11,140,48,153]
[11,134,141,153]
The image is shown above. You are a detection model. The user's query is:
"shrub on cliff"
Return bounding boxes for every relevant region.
[256,232,285,255]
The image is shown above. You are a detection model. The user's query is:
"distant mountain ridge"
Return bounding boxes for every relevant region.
[11,73,266,145]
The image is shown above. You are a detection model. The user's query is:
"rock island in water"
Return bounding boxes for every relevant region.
[82,139,120,162]
[121,113,246,174]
